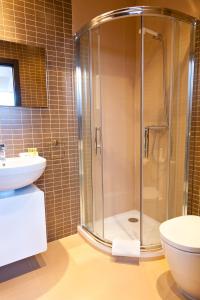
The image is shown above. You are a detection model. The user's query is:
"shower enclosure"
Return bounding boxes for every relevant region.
[75,7,196,255]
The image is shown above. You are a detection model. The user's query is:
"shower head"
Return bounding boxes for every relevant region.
[139,27,162,40]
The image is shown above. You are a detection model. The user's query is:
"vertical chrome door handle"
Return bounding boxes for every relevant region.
[95,127,102,154]
[144,127,149,158]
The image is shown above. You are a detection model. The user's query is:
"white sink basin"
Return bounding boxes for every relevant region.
[0,156,46,191]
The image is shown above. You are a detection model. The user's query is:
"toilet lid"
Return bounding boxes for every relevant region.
[159,215,200,253]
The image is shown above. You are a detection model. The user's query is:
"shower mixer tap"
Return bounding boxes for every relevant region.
[144,128,149,159]
[144,125,168,159]
[95,127,102,155]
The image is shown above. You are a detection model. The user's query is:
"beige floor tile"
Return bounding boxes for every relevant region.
[0,234,186,300]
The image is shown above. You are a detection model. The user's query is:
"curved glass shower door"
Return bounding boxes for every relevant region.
[99,17,142,243]
[76,29,104,239]
[77,16,142,242]
[75,7,195,252]
[141,16,173,246]
[142,16,193,247]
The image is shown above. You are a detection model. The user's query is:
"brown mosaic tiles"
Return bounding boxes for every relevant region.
[188,21,200,215]
[0,0,80,242]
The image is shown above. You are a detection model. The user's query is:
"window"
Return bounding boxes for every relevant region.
[0,59,21,106]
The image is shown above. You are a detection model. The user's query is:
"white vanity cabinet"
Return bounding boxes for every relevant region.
[0,185,47,267]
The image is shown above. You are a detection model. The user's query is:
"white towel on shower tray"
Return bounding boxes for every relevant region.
[112,239,140,257]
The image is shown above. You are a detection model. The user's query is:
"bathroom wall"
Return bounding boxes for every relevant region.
[0,0,80,242]
[72,0,137,33]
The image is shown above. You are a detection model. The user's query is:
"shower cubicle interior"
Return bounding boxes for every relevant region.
[75,7,196,251]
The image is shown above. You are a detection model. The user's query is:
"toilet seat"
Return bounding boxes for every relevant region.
[160,215,200,253]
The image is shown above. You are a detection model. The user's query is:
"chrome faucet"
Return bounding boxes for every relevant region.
[0,144,6,161]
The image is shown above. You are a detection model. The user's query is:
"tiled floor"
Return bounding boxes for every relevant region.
[0,234,186,300]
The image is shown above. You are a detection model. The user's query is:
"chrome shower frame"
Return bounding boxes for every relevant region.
[74,6,197,255]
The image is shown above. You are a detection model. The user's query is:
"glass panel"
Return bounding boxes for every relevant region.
[76,32,93,232]
[99,17,141,242]
[142,16,174,246]
[168,21,192,218]
[0,66,15,106]
[142,16,192,247]
[76,29,104,239]
[90,28,104,238]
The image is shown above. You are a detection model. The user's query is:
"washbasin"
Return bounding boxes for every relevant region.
[0,156,46,191]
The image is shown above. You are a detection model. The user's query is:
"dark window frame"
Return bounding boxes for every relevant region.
[0,58,21,106]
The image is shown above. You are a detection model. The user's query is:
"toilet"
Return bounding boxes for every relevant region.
[160,215,200,300]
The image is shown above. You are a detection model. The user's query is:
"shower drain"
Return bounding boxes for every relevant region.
[128,217,139,223]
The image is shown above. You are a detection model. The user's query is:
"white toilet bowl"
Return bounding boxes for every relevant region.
[160,215,200,300]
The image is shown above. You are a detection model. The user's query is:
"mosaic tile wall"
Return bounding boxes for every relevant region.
[188,21,200,215]
[0,0,80,241]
